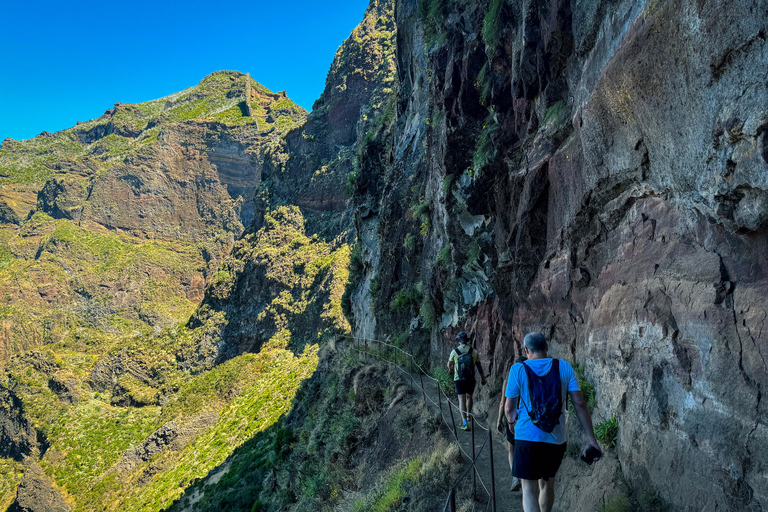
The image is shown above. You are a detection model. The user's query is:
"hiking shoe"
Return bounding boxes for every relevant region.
[460,422,470,431]
[510,477,521,492]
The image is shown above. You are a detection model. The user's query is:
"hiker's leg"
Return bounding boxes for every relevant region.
[538,477,555,512]
[457,393,467,421]
[508,441,514,472]
[520,479,541,512]
[466,392,474,419]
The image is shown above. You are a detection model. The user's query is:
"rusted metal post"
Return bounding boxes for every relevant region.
[447,396,459,442]
[471,420,477,502]
[437,381,443,422]
[489,429,497,512]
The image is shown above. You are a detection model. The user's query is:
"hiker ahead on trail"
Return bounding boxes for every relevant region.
[497,354,527,493]
[447,331,487,431]
[505,332,602,512]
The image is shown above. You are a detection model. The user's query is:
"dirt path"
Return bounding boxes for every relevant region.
[393,361,524,512]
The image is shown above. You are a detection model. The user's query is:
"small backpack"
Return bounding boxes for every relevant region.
[521,359,562,433]
[454,348,475,381]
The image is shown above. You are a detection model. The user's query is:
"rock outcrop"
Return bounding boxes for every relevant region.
[11,463,70,512]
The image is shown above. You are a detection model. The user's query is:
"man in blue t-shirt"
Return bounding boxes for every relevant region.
[505,332,601,512]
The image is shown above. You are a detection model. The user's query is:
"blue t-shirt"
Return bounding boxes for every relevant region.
[505,358,580,445]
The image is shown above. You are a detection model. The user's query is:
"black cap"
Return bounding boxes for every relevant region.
[456,332,468,343]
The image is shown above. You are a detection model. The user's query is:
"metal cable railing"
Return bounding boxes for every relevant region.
[342,334,499,512]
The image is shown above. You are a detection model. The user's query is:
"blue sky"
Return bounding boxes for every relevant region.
[0,0,370,141]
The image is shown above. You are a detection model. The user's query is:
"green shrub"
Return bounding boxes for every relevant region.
[437,245,451,268]
[476,62,492,105]
[442,175,454,193]
[389,286,421,311]
[542,100,566,127]
[404,233,416,252]
[420,295,437,330]
[391,332,408,349]
[482,0,508,54]
[637,490,666,512]
[420,219,430,236]
[412,200,431,220]
[572,363,596,409]
[417,0,449,44]
[345,168,359,197]
[598,494,634,512]
[431,367,454,396]
[595,416,619,448]
[472,114,498,175]
[462,240,480,271]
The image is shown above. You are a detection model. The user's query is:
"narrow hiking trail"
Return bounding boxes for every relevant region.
[350,338,523,512]
[400,363,523,512]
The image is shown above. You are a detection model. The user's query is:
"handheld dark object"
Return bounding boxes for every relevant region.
[580,446,602,465]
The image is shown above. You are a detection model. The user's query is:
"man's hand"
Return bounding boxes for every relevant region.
[581,440,603,463]
[496,418,504,433]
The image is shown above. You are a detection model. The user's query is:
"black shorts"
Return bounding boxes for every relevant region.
[454,379,476,395]
[506,423,515,445]
[512,440,567,481]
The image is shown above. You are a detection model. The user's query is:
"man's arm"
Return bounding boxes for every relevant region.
[504,396,519,426]
[496,376,508,432]
[568,390,602,456]
[475,360,487,385]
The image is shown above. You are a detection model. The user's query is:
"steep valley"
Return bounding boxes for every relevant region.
[1,0,768,511]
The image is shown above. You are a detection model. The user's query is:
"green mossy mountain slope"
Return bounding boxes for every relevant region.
[0,205,349,511]
[0,71,306,360]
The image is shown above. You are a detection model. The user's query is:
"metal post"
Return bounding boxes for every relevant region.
[364,337,368,363]
[437,381,443,421]
[471,420,477,502]
[419,369,426,402]
[447,397,459,442]
[409,357,414,389]
[449,488,456,512]
[489,429,497,512]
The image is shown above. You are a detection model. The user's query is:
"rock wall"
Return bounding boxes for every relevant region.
[351,0,768,509]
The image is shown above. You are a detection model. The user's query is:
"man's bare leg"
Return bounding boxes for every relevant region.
[457,393,467,423]
[538,477,555,512]
[507,441,514,471]
[466,393,474,420]
[521,479,540,512]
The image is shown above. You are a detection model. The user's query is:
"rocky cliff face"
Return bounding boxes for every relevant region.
[348,0,768,510]
[0,71,306,358]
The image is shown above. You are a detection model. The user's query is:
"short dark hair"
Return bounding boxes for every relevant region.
[523,332,548,353]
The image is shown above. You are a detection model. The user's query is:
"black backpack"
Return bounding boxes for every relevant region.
[454,348,475,381]
[521,359,562,433]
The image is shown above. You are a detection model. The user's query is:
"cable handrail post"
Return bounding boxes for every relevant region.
[449,488,456,512]
[471,419,477,502]
[489,427,497,512]
[419,367,426,402]
[437,380,443,420]
[364,337,368,363]
[447,395,459,442]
